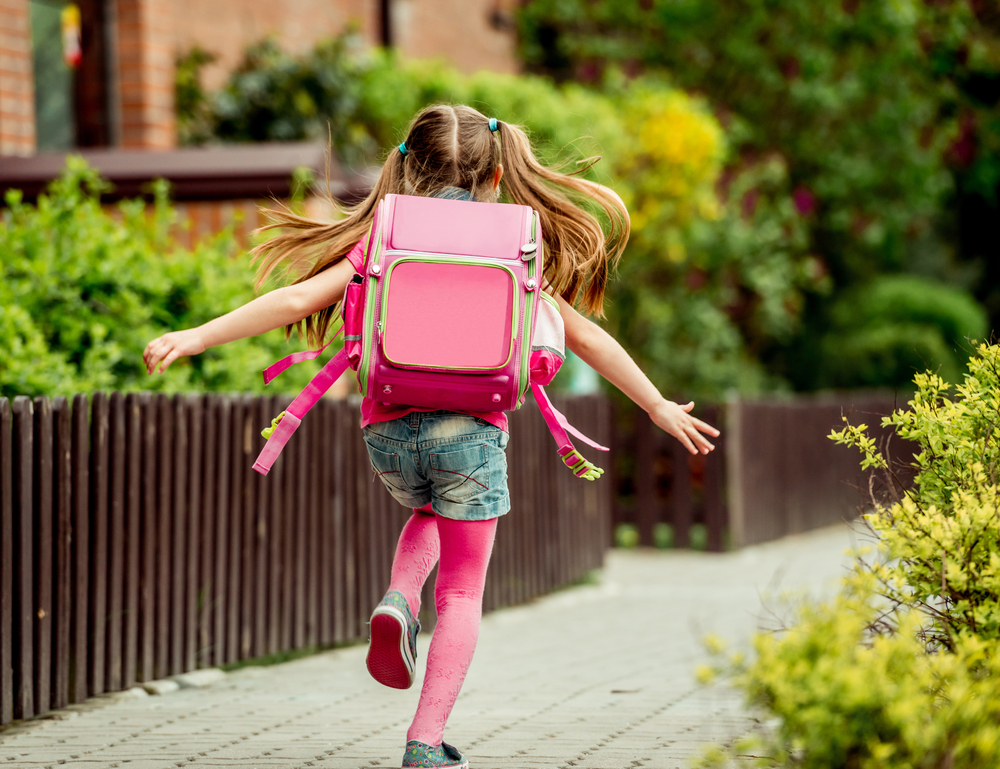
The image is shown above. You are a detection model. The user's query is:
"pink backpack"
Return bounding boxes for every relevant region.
[252,193,607,480]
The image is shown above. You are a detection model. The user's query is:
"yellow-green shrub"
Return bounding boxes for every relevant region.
[699,591,1000,769]
[699,344,1000,767]
[831,343,1000,649]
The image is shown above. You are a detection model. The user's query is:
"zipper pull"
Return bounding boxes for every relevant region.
[377,321,383,345]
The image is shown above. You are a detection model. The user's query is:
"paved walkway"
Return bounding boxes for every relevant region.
[1,524,863,769]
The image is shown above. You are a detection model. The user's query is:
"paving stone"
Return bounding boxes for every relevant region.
[0,524,857,769]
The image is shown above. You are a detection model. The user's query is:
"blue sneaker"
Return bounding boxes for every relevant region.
[367,590,420,689]
[401,740,469,769]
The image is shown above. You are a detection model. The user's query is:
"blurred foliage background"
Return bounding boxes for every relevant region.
[6,2,996,398]
[174,2,997,398]
[0,159,316,399]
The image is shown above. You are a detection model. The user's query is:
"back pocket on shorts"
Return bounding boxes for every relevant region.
[429,443,490,504]
[364,441,409,493]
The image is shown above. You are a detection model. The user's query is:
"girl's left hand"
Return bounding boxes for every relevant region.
[648,399,719,455]
[144,328,206,374]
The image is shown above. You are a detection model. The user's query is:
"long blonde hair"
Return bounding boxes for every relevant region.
[252,104,630,346]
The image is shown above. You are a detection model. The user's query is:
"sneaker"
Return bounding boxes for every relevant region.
[401,740,469,769]
[367,590,420,689]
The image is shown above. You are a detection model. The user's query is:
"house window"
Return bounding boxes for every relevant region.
[30,0,111,152]
[30,0,76,151]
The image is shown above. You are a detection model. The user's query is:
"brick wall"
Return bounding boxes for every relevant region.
[393,0,519,75]
[2,0,519,156]
[116,0,175,148]
[170,0,377,92]
[0,0,36,156]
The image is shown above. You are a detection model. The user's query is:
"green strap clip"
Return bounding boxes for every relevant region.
[560,448,604,482]
[261,410,287,440]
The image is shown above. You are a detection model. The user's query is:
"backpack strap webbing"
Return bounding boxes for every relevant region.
[252,346,350,476]
[530,383,608,481]
[262,339,337,385]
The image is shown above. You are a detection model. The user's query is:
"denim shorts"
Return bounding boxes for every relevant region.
[361,411,510,521]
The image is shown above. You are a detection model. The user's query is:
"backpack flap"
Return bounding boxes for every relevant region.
[388,194,529,260]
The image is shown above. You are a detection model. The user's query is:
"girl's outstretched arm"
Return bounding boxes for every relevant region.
[144,257,356,374]
[555,295,720,455]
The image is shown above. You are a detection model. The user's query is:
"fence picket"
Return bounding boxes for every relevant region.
[70,395,90,702]
[184,396,203,672]
[199,395,219,668]
[254,397,271,658]
[88,392,109,697]
[155,394,172,679]
[0,399,11,724]
[239,394,256,660]
[138,393,156,682]
[13,396,35,719]
[123,394,141,687]
[170,395,189,675]
[226,397,244,663]
[212,397,231,666]
[106,392,125,692]
[32,397,53,715]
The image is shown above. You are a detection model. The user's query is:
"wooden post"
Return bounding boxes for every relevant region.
[33,397,53,714]
[123,394,141,687]
[70,395,90,703]
[106,392,125,692]
[703,404,726,552]
[13,396,35,719]
[52,396,73,709]
[1,398,13,725]
[671,434,692,549]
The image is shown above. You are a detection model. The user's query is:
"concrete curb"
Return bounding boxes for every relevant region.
[142,667,227,696]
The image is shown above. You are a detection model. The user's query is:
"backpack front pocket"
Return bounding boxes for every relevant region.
[380,258,517,373]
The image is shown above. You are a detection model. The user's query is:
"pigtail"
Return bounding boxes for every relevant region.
[250,147,407,347]
[495,121,629,317]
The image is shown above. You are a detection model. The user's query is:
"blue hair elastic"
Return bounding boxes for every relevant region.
[398,142,408,156]
[488,118,498,132]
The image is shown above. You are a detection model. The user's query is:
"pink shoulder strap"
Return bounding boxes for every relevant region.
[252,347,350,475]
[531,383,608,481]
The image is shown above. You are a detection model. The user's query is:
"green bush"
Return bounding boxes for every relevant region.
[0,158,319,399]
[817,275,987,389]
[615,523,640,549]
[832,343,1000,648]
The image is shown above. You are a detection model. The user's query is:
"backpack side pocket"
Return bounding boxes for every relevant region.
[342,274,365,370]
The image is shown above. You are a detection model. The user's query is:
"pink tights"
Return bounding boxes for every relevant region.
[386,505,497,746]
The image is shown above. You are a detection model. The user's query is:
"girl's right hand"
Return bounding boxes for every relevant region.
[648,399,718,455]
[144,328,206,374]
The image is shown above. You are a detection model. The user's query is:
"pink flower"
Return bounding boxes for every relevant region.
[793,187,816,217]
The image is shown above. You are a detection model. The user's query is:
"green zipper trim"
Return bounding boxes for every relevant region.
[379,255,519,372]
[540,290,558,310]
[517,212,539,404]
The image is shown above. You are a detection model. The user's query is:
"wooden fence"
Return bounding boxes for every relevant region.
[613,404,727,552]
[0,392,612,727]
[614,394,906,551]
[725,393,908,548]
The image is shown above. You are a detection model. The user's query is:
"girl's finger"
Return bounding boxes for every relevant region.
[676,429,697,455]
[680,401,695,412]
[692,418,720,437]
[687,425,714,453]
[158,349,178,374]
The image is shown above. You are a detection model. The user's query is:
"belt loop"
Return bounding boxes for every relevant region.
[409,411,420,429]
